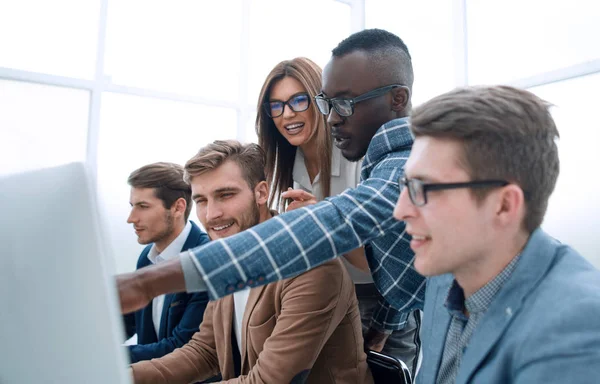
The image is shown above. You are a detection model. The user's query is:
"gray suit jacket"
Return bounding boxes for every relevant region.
[417,229,600,384]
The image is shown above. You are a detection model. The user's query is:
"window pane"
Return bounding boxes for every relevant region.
[97,92,237,273]
[0,0,101,79]
[467,0,600,84]
[246,0,351,104]
[366,0,457,105]
[0,80,89,176]
[530,73,600,267]
[104,0,242,102]
[245,110,258,144]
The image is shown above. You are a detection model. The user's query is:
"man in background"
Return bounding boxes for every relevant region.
[131,140,372,384]
[123,162,210,363]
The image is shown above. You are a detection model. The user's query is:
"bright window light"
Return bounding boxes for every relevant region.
[0,79,89,177]
[104,0,242,101]
[531,73,600,267]
[0,0,101,79]
[467,0,600,84]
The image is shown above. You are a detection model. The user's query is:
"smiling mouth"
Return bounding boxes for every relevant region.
[284,122,304,135]
[211,222,234,231]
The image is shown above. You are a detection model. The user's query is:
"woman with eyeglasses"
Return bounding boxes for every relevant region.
[255,56,376,329]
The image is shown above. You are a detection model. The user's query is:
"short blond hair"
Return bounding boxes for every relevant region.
[184,140,266,189]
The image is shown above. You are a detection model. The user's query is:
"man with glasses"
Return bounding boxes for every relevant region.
[117,28,425,374]
[395,85,600,383]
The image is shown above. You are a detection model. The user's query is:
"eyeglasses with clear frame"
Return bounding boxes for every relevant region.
[399,176,509,207]
[314,84,408,117]
[263,93,311,118]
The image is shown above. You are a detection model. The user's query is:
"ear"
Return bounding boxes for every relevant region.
[494,184,526,228]
[391,86,410,112]
[172,197,187,218]
[254,181,269,206]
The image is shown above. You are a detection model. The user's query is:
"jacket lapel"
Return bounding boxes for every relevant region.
[421,274,453,383]
[240,285,267,373]
[157,294,174,339]
[455,229,559,384]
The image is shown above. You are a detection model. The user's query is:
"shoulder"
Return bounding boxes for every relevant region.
[282,259,351,294]
[511,253,600,346]
[135,244,153,269]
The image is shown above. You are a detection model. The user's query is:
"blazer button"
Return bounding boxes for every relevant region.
[248,279,254,285]
[258,275,265,282]
[226,285,235,293]
[237,282,245,289]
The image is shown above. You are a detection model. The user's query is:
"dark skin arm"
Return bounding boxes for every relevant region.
[116,257,186,314]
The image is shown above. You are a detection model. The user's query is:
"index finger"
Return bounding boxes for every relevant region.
[281,189,316,200]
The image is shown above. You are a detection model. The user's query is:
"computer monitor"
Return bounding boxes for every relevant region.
[0,163,130,383]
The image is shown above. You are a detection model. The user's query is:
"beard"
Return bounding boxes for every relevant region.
[206,197,261,241]
[142,210,175,245]
[238,198,261,232]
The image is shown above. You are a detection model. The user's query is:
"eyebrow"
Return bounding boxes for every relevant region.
[268,92,308,102]
[130,200,150,206]
[192,186,241,200]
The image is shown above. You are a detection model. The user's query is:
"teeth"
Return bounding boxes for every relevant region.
[412,235,428,241]
[212,222,234,231]
[285,123,303,130]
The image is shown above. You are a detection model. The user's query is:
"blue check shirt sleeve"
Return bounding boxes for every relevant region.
[371,299,409,332]
[185,143,422,322]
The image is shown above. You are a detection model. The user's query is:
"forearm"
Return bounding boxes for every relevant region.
[139,257,186,297]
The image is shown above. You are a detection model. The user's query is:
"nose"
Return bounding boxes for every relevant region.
[205,200,223,222]
[282,103,296,119]
[127,209,136,224]
[394,186,417,222]
[327,106,343,126]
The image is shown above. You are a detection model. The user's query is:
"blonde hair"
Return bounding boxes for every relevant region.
[184,140,266,189]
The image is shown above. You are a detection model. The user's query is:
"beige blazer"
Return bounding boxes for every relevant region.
[132,258,373,383]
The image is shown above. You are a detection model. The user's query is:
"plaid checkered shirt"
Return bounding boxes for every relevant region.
[183,117,426,331]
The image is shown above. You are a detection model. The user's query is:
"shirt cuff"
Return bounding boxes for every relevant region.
[180,250,207,293]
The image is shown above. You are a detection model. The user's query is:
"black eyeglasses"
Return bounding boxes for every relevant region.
[314,84,407,117]
[263,93,311,118]
[399,177,509,207]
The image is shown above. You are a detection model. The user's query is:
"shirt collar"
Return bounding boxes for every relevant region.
[147,221,192,264]
[445,253,522,316]
[292,146,341,191]
[361,117,413,179]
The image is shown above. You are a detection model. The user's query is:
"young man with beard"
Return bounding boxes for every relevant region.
[130,140,372,384]
[117,29,424,373]
[123,162,210,363]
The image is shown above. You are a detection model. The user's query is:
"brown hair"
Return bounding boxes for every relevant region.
[410,85,560,233]
[184,140,266,189]
[127,162,192,221]
[256,57,332,210]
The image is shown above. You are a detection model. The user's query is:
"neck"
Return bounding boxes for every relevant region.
[258,206,273,224]
[299,142,320,184]
[454,230,529,298]
[154,220,186,253]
